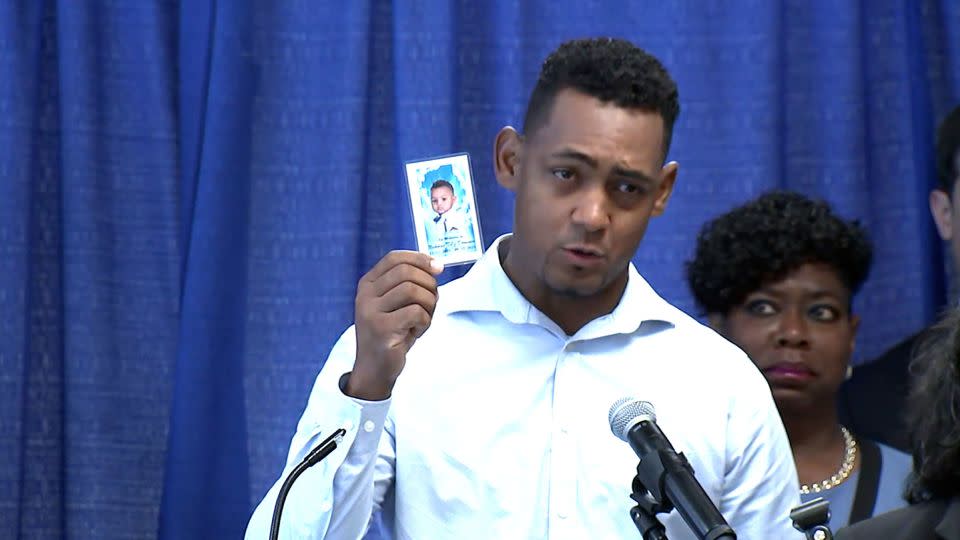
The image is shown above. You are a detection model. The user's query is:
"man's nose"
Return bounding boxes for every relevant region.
[571,185,610,231]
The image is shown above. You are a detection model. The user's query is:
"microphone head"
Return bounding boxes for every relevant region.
[608,397,656,442]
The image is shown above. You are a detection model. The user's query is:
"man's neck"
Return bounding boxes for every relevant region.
[498,238,628,335]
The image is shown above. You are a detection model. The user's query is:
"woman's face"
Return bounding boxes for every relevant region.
[716,262,860,413]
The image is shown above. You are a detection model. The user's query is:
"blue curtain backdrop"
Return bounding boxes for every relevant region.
[0,1,958,538]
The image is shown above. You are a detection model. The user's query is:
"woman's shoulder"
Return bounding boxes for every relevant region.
[869,440,913,515]
[877,441,913,472]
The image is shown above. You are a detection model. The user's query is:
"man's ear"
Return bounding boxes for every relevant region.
[494,127,523,192]
[930,188,954,241]
[651,161,679,217]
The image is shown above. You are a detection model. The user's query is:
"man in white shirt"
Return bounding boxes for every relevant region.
[246,37,802,539]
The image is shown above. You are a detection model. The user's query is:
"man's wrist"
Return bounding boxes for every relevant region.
[343,370,392,401]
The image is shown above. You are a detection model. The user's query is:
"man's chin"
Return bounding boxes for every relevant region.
[544,275,607,298]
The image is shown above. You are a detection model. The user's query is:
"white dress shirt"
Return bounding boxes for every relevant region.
[246,234,802,540]
[430,208,468,243]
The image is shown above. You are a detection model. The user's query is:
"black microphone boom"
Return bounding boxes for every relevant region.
[269,428,346,540]
[609,398,737,540]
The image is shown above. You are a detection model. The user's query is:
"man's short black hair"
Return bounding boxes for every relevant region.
[685,191,873,315]
[936,105,960,194]
[522,37,680,159]
[430,180,454,193]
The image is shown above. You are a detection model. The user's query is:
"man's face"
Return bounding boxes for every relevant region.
[715,263,859,413]
[495,89,677,298]
[930,157,960,276]
[431,186,455,215]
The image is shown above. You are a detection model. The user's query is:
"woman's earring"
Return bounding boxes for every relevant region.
[845,365,854,381]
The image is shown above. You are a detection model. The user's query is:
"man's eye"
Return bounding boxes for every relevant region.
[552,169,574,181]
[616,182,641,194]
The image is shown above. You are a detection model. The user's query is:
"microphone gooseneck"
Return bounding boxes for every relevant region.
[269,428,346,540]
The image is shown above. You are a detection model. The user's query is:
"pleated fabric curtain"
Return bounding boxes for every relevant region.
[0,1,956,539]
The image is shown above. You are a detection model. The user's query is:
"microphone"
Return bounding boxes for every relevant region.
[269,428,346,540]
[609,398,736,540]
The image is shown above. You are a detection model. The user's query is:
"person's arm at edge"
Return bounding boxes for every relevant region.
[244,327,395,540]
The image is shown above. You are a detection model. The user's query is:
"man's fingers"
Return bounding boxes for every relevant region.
[385,304,433,341]
[371,263,439,298]
[363,251,443,283]
[377,281,438,316]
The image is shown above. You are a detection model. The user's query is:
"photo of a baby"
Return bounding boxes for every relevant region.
[404,153,483,266]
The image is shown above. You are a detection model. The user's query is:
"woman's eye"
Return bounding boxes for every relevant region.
[746,300,776,315]
[810,305,840,322]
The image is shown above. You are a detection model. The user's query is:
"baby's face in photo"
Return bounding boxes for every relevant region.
[431,186,456,214]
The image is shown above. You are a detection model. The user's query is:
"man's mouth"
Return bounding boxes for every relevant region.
[563,244,604,257]
[560,245,606,266]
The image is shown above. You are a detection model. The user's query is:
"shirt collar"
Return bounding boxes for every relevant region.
[446,234,679,338]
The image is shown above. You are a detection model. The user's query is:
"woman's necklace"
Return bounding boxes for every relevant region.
[799,426,857,494]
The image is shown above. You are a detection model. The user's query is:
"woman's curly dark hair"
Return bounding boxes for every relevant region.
[685,191,873,315]
[905,308,960,502]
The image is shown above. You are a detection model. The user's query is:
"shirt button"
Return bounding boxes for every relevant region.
[363,420,376,432]
[557,511,568,519]
[320,499,332,512]
[343,419,354,431]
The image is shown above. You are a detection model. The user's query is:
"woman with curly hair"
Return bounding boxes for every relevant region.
[835,308,960,538]
[686,191,912,530]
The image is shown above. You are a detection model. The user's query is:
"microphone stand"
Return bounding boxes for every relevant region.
[629,474,669,540]
[790,498,833,540]
[269,428,346,540]
[628,452,737,540]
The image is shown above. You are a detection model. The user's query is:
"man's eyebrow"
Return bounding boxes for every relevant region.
[611,165,655,184]
[551,149,656,183]
[551,149,598,168]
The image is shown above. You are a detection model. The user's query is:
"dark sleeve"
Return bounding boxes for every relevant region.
[837,332,921,452]
[834,500,946,540]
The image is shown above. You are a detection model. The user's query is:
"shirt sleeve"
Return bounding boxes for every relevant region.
[244,326,396,540]
[719,367,805,539]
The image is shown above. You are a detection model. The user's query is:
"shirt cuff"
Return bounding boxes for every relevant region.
[338,372,391,454]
